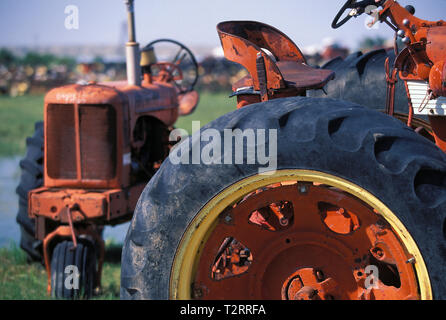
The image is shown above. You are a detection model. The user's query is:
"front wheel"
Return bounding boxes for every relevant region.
[121,97,446,300]
[51,240,96,299]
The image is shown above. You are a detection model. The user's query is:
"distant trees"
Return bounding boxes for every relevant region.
[0,48,17,67]
[0,49,76,69]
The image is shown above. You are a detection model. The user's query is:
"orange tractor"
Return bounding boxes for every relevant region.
[16,0,199,298]
[120,1,446,299]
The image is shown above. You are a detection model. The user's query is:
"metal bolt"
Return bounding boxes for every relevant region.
[192,287,203,299]
[397,30,405,38]
[406,257,416,264]
[372,247,384,259]
[315,270,325,282]
[224,214,232,223]
[349,8,358,16]
[279,217,289,227]
[298,184,308,194]
[403,19,410,27]
[239,248,250,258]
[402,37,411,44]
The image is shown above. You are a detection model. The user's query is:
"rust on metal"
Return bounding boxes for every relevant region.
[193,183,420,300]
[385,57,398,116]
[275,61,335,90]
[281,268,339,300]
[43,81,178,190]
[429,60,446,97]
[381,1,446,84]
[217,21,334,105]
[377,1,446,153]
[178,90,200,116]
[29,184,145,228]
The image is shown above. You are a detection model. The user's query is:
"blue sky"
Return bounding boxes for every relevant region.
[0,0,445,50]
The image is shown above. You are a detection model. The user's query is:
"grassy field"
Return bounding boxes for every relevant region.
[0,241,121,300]
[0,95,45,156]
[175,91,235,133]
[0,92,235,157]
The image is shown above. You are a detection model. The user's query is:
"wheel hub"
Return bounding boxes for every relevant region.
[171,171,430,300]
[282,268,338,300]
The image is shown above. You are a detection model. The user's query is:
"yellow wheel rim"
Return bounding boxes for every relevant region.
[170,169,432,300]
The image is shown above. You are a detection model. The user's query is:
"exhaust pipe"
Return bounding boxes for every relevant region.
[125,0,141,86]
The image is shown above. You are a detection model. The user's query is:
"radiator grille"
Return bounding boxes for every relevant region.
[46,103,117,181]
[47,104,77,179]
[80,105,117,180]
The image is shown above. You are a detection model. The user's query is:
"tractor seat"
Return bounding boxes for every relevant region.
[276,61,335,90]
[233,61,335,93]
[217,21,335,95]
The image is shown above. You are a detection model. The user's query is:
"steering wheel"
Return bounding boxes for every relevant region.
[150,62,183,82]
[332,0,378,29]
[141,39,199,93]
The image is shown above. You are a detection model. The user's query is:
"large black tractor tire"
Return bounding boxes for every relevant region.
[51,239,96,299]
[308,49,409,114]
[15,121,44,262]
[121,97,446,299]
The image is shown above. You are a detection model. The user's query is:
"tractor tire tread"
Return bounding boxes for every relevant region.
[121,97,446,299]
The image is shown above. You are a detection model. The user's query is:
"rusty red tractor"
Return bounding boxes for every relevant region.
[16,0,199,298]
[119,0,446,300]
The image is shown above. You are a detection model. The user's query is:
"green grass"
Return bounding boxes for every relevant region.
[0,241,121,300]
[0,243,47,299]
[175,92,235,134]
[0,92,235,157]
[0,95,44,156]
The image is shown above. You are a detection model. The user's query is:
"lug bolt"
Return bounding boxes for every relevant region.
[192,287,203,299]
[371,247,385,260]
[298,184,309,194]
[406,256,416,264]
[239,249,250,258]
[279,217,289,226]
[315,270,325,282]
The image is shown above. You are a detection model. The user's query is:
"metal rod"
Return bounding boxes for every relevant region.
[125,0,136,42]
[124,0,141,86]
[65,206,78,249]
